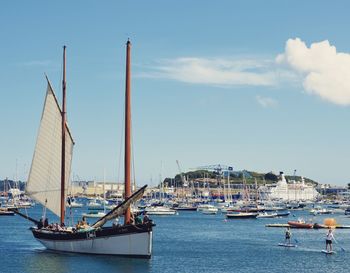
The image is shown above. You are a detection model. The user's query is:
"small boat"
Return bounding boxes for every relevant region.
[82,211,107,218]
[173,204,197,211]
[276,211,290,217]
[105,204,117,210]
[288,220,313,229]
[0,208,15,216]
[219,205,236,213]
[3,200,33,209]
[257,212,277,218]
[264,206,287,212]
[230,206,264,213]
[226,212,258,219]
[197,204,209,211]
[67,199,84,208]
[318,209,333,214]
[200,205,218,215]
[145,206,176,215]
[87,199,102,209]
[310,208,333,215]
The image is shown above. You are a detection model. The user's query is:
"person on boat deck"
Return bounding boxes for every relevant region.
[112,217,120,228]
[80,217,89,228]
[129,213,135,224]
[285,226,291,244]
[135,214,143,224]
[143,212,150,224]
[37,217,44,229]
[75,221,81,229]
[44,218,48,227]
[326,228,335,252]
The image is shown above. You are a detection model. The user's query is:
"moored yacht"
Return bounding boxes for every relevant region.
[226,212,258,219]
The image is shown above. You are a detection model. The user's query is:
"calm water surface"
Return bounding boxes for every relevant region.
[1,205,350,273]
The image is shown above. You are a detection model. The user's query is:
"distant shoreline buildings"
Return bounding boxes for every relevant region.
[1,171,349,201]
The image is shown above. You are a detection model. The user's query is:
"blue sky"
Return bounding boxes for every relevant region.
[1,1,350,185]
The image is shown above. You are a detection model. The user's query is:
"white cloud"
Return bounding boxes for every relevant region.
[140,38,350,106]
[277,38,350,106]
[256,96,278,108]
[140,57,280,87]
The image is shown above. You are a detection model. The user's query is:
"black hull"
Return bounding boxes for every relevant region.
[226,214,258,219]
[31,222,154,258]
[32,222,153,241]
[276,212,290,217]
[173,207,197,211]
[0,212,15,216]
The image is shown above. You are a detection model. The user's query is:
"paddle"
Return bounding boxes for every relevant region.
[333,238,345,252]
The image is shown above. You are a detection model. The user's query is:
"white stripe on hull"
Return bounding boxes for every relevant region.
[36,231,152,257]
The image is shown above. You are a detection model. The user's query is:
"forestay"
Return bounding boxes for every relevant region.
[26,80,74,218]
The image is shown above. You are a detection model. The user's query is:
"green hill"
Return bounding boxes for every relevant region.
[163,170,318,187]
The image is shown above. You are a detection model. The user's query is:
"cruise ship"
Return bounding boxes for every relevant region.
[260,172,319,201]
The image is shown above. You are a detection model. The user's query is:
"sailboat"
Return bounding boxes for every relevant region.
[226,175,258,219]
[16,42,154,258]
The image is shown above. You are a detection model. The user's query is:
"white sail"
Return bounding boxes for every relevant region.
[26,81,74,218]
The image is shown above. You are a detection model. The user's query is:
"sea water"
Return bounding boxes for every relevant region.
[1,205,350,273]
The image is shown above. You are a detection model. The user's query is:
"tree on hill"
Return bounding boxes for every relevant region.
[264,172,278,182]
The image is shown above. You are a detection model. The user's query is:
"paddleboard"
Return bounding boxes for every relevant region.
[278,243,297,247]
[321,250,336,254]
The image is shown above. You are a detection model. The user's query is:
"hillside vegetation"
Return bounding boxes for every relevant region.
[163,170,318,187]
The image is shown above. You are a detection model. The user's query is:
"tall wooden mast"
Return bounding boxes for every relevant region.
[60,45,67,225]
[124,40,132,224]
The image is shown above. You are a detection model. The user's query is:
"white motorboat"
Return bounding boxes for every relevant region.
[105,204,117,210]
[3,200,33,209]
[256,212,277,218]
[199,205,218,215]
[82,211,107,218]
[310,207,333,215]
[220,205,239,213]
[87,200,102,209]
[145,206,176,215]
[67,199,84,208]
